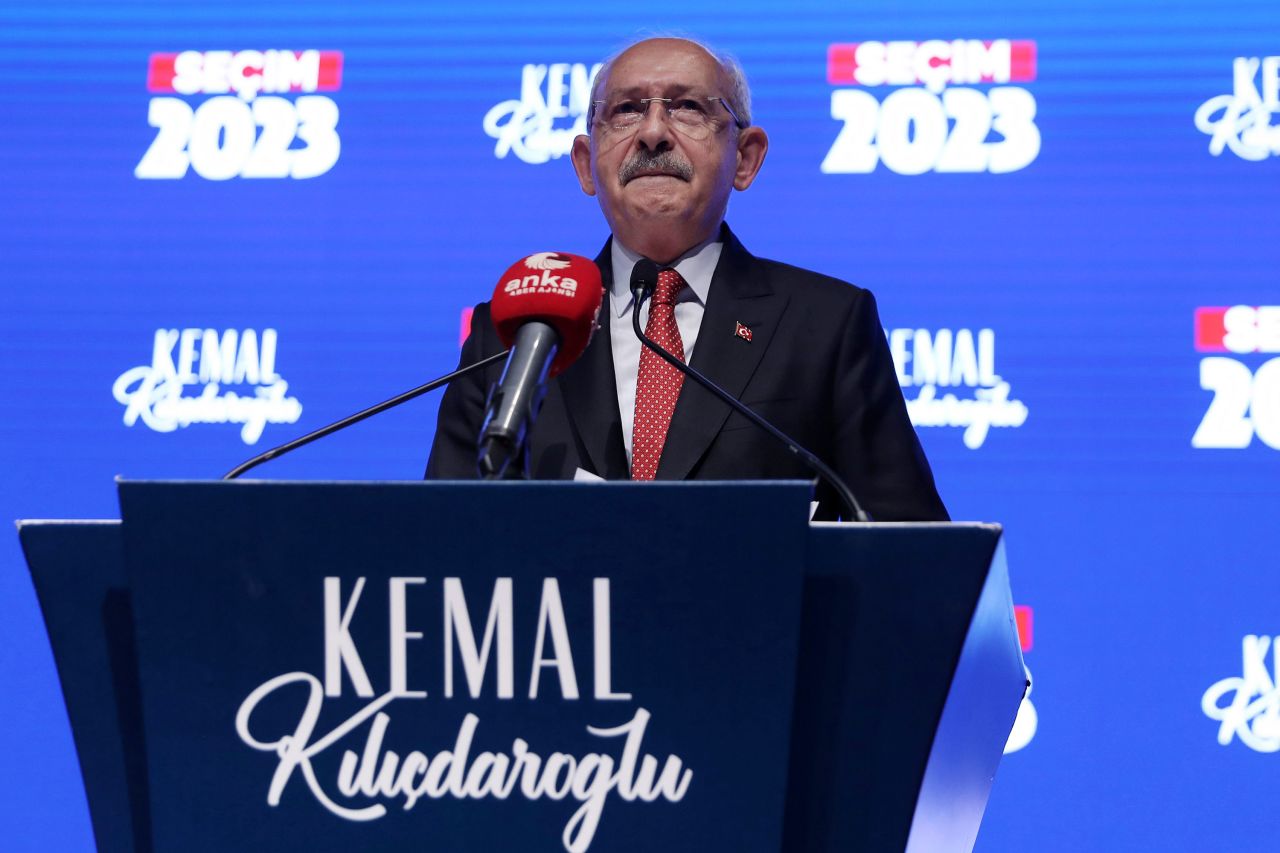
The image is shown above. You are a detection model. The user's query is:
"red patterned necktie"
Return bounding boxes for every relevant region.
[631,268,687,481]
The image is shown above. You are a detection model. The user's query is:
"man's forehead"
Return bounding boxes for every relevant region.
[601,81,710,98]
[597,39,727,96]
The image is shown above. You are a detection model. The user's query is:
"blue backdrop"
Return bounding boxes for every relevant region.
[2,1,1278,849]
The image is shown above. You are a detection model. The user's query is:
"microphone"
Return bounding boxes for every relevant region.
[478,252,604,479]
[628,259,871,522]
[224,348,510,479]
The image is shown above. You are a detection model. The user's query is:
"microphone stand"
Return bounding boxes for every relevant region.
[224,349,510,480]
[631,284,870,522]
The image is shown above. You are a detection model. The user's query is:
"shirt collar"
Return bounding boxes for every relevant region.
[608,235,723,318]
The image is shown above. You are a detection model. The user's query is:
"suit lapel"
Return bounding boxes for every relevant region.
[657,226,790,480]
[556,239,629,478]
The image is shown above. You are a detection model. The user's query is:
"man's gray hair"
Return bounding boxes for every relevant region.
[588,34,754,128]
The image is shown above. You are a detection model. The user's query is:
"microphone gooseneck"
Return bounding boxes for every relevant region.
[224,348,510,480]
[629,261,870,522]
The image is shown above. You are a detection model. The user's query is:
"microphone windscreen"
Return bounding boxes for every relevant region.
[630,258,660,297]
[489,252,604,377]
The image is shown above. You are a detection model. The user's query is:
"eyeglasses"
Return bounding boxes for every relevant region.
[590,96,747,140]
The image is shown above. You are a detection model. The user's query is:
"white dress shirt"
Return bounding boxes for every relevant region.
[609,237,723,463]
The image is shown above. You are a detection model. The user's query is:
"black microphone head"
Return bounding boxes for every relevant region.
[630,258,660,302]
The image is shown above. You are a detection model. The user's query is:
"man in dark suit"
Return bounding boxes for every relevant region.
[428,37,947,522]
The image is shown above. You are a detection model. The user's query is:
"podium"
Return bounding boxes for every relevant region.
[19,480,1024,853]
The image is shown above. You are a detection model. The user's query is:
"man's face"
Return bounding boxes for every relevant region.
[571,39,767,264]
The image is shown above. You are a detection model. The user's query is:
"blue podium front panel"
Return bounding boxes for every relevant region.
[16,521,145,853]
[115,480,809,853]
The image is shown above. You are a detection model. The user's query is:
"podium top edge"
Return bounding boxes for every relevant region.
[16,518,121,528]
[113,479,818,488]
[809,520,1002,531]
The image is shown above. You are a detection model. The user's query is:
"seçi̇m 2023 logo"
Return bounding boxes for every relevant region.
[823,39,1040,175]
[1192,306,1280,450]
[137,50,344,180]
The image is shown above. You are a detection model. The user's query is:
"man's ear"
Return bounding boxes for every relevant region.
[571,134,597,196]
[733,126,769,191]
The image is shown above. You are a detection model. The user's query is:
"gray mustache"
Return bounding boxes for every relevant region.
[619,151,693,184]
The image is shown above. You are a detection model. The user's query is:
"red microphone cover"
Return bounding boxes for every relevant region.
[489,252,604,377]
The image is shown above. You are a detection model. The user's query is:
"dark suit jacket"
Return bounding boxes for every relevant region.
[426,226,948,521]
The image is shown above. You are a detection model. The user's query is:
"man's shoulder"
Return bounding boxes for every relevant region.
[747,252,872,306]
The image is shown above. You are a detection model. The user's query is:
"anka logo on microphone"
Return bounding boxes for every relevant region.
[823,39,1041,174]
[888,327,1028,449]
[483,63,602,164]
[137,49,343,180]
[1192,306,1280,450]
[1202,635,1280,753]
[235,576,691,853]
[1194,56,1280,161]
[525,251,573,271]
[503,253,581,297]
[112,328,302,445]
